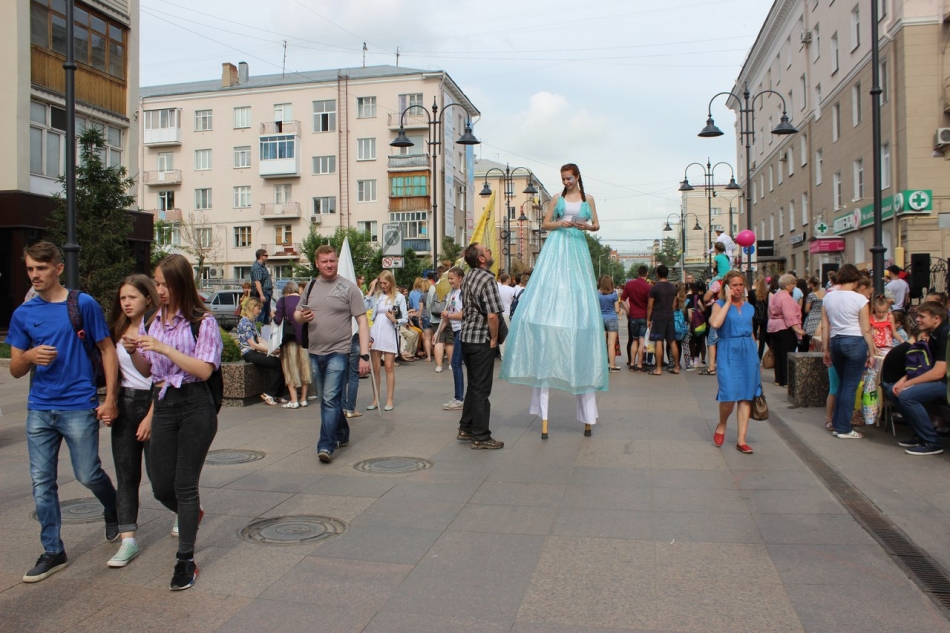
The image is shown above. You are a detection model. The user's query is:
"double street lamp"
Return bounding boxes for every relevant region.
[391,98,480,262]
[663,212,704,278]
[678,159,740,276]
[698,84,797,285]
[479,164,538,271]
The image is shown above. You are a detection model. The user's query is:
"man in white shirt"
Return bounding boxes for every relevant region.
[709,229,737,265]
[497,273,516,360]
[885,265,910,315]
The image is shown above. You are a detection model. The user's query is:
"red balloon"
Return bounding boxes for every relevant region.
[735,230,756,247]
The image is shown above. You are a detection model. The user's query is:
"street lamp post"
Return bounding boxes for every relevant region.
[698,84,798,285]
[678,159,740,278]
[870,0,885,295]
[516,199,532,262]
[64,0,79,289]
[391,98,480,263]
[663,212,703,279]
[479,164,538,271]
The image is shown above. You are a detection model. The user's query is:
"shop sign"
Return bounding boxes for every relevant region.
[834,190,932,234]
[757,240,775,257]
[809,238,845,253]
[790,232,806,246]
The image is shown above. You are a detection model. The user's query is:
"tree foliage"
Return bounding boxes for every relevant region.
[47,127,136,311]
[301,225,379,277]
[440,235,463,265]
[654,237,681,271]
[584,233,626,287]
[177,212,222,280]
[367,249,430,287]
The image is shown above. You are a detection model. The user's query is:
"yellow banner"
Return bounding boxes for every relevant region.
[468,191,499,276]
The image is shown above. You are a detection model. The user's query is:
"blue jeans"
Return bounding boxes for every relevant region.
[26,409,117,554]
[451,330,465,401]
[343,334,360,412]
[896,380,947,446]
[830,336,867,434]
[310,352,349,454]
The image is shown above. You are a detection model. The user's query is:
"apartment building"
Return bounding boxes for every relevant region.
[0,0,145,327]
[473,158,552,269]
[728,0,950,280]
[138,64,479,280]
[679,184,743,270]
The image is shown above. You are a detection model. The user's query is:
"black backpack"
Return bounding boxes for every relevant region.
[189,315,223,413]
[66,289,106,388]
[753,297,768,323]
[510,288,525,318]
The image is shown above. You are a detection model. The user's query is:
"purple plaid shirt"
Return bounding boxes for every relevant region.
[144,309,223,399]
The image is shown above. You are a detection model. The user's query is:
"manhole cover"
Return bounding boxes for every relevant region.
[353,457,433,474]
[240,516,347,546]
[31,498,102,524]
[205,449,266,465]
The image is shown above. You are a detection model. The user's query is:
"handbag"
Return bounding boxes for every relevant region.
[762,349,775,369]
[751,392,769,420]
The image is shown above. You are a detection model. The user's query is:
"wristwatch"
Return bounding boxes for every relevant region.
[360,354,370,361]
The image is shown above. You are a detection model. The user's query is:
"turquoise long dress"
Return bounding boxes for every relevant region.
[500,197,609,394]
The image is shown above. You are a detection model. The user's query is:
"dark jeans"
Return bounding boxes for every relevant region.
[895,380,947,446]
[343,334,360,412]
[111,387,152,533]
[771,328,797,386]
[256,293,272,325]
[460,342,495,441]
[829,335,868,435]
[754,320,770,359]
[149,382,217,555]
[243,350,285,399]
[451,330,465,401]
[310,352,349,454]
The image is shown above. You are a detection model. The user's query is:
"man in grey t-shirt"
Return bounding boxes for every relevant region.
[885,265,910,314]
[297,245,370,463]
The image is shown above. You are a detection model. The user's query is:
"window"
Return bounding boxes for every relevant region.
[812,24,820,63]
[357,220,378,242]
[313,100,336,132]
[878,0,887,19]
[29,101,64,177]
[760,220,766,241]
[880,58,889,103]
[195,109,212,131]
[234,226,252,248]
[800,134,808,165]
[234,146,251,168]
[768,116,773,144]
[195,188,212,210]
[357,96,376,118]
[390,211,428,238]
[274,103,292,122]
[357,179,377,202]
[259,136,294,160]
[814,83,822,118]
[390,175,428,197]
[158,190,175,211]
[234,266,251,278]
[752,180,757,204]
[396,134,425,156]
[850,5,860,50]
[274,184,292,204]
[758,175,764,199]
[144,108,179,130]
[357,138,376,161]
[195,149,212,170]
[313,196,336,214]
[768,165,774,191]
[196,228,213,249]
[154,223,179,247]
[778,160,784,185]
[799,75,807,111]
[30,0,127,79]
[769,214,775,240]
[157,152,174,172]
[399,93,424,114]
[789,200,796,231]
[779,208,785,236]
[233,186,251,208]
[853,159,864,200]
[275,225,293,245]
[831,32,839,73]
[815,149,823,185]
[881,143,891,189]
[852,83,862,126]
[312,155,336,174]
[831,103,840,141]
[787,148,795,175]
[833,172,842,209]
[234,107,251,129]
[802,192,809,225]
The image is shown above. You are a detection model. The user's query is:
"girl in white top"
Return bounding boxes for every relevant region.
[366,270,408,410]
[106,274,160,568]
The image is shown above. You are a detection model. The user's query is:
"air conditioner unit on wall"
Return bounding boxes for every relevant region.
[800,29,812,44]
[208,267,219,278]
[310,215,322,224]
[935,128,950,148]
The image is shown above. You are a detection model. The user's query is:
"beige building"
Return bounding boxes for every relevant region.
[678,184,743,271]
[0,0,143,327]
[139,64,479,280]
[726,0,950,280]
[473,158,552,269]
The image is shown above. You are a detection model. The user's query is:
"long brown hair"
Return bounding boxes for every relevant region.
[109,274,160,343]
[560,163,587,201]
[155,253,209,322]
[754,276,769,302]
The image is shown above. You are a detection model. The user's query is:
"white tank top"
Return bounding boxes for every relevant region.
[563,199,582,214]
[116,342,152,390]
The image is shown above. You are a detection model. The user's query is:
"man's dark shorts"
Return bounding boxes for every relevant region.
[649,318,675,343]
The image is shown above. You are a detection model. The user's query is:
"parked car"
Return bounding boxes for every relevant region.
[205,289,243,330]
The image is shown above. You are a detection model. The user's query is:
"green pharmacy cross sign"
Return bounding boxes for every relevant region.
[833,190,933,235]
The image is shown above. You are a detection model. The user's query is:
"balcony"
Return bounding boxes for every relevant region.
[260,120,301,135]
[403,238,430,253]
[388,197,430,213]
[142,170,182,186]
[387,112,429,130]
[262,243,301,260]
[260,202,301,219]
[146,208,182,222]
[388,154,430,170]
[144,127,182,146]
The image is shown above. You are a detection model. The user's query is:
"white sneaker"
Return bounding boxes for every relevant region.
[107,541,140,568]
[435,366,444,373]
[171,516,179,537]
[442,399,464,410]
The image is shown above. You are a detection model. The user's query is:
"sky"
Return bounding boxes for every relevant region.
[140,0,775,254]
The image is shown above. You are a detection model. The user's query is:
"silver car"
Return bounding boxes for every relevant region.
[204,289,243,329]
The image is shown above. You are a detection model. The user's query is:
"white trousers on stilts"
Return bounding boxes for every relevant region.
[530,387,598,425]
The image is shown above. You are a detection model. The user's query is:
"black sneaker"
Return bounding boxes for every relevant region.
[905,444,944,456]
[457,430,473,442]
[471,437,504,450]
[23,551,68,583]
[897,435,923,448]
[318,449,332,463]
[170,558,198,591]
[104,510,120,542]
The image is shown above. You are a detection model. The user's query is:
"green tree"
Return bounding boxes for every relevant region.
[440,235,463,265]
[47,127,136,311]
[654,237,681,273]
[151,218,175,268]
[584,233,625,287]
[301,225,379,277]
[368,249,430,287]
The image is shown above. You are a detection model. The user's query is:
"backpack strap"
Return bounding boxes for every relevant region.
[66,289,96,356]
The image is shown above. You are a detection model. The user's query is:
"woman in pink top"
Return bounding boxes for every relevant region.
[767,274,806,387]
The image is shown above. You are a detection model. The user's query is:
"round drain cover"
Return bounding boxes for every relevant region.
[240,516,347,546]
[31,498,103,524]
[353,457,433,474]
[205,449,266,465]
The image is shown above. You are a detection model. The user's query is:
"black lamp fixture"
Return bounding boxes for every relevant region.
[679,159,739,275]
[479,164,539,270]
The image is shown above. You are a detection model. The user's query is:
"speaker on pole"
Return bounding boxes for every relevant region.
[909,253,930,296]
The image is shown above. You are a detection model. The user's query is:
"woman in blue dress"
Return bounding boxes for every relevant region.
[500,163,608,439]
[707,270,761,454]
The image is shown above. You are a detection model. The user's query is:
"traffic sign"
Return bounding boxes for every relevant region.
[742,245,756,255]
[382,256,405,269]
[381,223,403,256]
